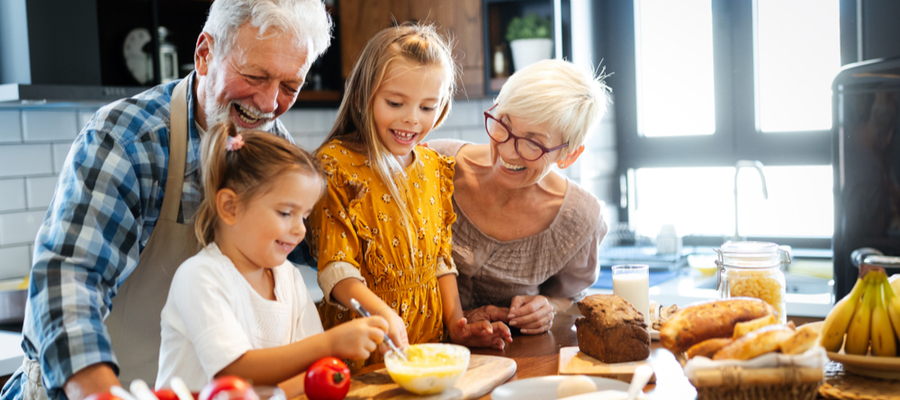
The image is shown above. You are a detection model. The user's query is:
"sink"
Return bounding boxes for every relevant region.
[695,272,833,295]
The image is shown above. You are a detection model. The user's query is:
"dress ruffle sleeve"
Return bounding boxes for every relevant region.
[308,147,371,305]
[436,152,457,266]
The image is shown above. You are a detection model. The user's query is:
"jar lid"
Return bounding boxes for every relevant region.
[720,241,780,256]
[716,241,787,268]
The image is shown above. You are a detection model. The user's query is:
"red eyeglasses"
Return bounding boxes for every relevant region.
[483,104,568,161]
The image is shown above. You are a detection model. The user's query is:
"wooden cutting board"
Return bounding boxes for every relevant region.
[285,354,516,400]
[558,346,656,384]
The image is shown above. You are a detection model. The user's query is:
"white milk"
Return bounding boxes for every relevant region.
[612,273,650,324]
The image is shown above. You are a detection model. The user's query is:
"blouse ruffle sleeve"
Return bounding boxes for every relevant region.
[308,150,369,305]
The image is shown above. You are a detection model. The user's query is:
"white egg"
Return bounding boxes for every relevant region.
[556,375,598,399]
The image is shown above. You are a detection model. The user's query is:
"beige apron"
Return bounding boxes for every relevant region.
[106,78,201,385]
[21,79,199,397]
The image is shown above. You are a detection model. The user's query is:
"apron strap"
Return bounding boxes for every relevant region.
[161,79,190,222]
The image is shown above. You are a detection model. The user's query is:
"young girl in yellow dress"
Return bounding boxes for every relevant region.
[307,23,512,369]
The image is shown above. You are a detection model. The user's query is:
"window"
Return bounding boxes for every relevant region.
[610,0,841,245]
[630,165,833,238]
[636,0,715,137]
[757,0,841,132]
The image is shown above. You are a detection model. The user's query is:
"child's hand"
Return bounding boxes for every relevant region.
[378,308,409,355]
[326,316,388,360]
[448,317,513,350]
[464,305,511,324]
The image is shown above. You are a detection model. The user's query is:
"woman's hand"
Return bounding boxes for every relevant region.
[447,317,513,349]
[508,295,555,334]
[378,308,409,354]
[464,305,511,324]
[325,316,387,360]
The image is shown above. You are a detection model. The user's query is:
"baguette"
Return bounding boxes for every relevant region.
[659,297,776,354]
[732,314,778,339]
[686,338,734,359]
[712,324,796,360]
[779,321,824,355]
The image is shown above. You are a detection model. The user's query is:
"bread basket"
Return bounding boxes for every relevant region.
[683,347,826,400]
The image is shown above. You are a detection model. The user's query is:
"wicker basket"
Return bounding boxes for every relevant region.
[689,365,823,400]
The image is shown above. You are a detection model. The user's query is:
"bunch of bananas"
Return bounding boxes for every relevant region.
[819,271,900,356]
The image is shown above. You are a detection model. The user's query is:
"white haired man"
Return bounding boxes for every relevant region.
[0,1,331,400]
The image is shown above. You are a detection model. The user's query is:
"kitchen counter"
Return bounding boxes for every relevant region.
[587,266,834,318]
[349,312,826,400]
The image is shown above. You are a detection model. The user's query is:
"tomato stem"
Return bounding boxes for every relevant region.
[333,372,344,384]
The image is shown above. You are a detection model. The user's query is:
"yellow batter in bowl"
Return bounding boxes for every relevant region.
[384,343,470,395]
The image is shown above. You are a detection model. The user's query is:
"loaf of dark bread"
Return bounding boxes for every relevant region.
[575,294,650,363]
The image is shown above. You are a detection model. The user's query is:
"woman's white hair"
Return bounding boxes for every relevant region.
[495,59,610,151]
[203,0,332,60]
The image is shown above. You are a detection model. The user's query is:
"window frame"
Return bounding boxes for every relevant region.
[604,0,849,247]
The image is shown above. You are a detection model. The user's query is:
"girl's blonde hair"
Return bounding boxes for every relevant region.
[321,22,457,239]
[195,122,324,246]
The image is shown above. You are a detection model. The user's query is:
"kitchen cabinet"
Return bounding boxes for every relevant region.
[1,0,485,105]
[338,0,485,98]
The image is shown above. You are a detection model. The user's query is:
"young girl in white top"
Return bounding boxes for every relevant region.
[156,122,388,391]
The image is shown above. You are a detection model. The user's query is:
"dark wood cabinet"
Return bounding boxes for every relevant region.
[338,0,485,99]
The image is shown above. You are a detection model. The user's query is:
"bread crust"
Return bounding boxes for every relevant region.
[575,295,650,363]
[685,338,734,359]
[732,314,779,339]
[712,324,796,360]
[659,297,776,354]
[779,322,823,355]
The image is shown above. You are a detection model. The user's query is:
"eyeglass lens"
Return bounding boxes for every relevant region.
[486,117,545,161]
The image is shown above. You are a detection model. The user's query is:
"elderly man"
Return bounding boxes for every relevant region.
[0,1,331,400]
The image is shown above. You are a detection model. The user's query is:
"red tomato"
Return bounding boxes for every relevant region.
[199,376,252,400]
[83,393,123,400]
[304,357,351,400]
[154,389,179,400]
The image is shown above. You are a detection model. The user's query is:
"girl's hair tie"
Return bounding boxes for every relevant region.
[226,134,244,151]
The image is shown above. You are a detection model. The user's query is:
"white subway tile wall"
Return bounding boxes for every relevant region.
[0,145,54,177]
[52,143,74,174]
[0,97,617,280]
[0,210,45,246]
[21,110,79,141]
[0,111,22,143]
[0,179,26,212]
[0,245,30,281]
[26,176,59,209]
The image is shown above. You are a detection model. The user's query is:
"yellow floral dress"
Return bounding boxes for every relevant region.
[308,139,457,370]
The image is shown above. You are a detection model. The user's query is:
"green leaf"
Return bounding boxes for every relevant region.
[505,12,552,42]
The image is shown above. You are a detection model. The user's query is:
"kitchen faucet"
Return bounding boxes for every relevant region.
[733,160,768,241]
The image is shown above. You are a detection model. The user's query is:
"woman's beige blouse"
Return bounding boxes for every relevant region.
[429,139,607,310]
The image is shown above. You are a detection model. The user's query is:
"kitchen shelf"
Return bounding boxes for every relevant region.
[482,0,572,96]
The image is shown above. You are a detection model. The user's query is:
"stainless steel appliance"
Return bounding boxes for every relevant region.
[833,56,900,299]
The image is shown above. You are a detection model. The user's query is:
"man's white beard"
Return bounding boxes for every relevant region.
[203,82,276,133]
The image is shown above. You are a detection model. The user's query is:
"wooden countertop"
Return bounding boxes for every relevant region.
[467,314,827,400]
[350,314,827,399]
[468,313,695,400]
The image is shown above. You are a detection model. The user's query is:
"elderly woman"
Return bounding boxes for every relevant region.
[429,59,610,334]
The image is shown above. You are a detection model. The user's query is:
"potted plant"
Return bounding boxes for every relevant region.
[505,13,553,72]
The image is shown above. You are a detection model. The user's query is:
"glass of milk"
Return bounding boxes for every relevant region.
[612,264,650,324]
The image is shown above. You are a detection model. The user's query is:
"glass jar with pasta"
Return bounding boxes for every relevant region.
[715,241,790,323]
